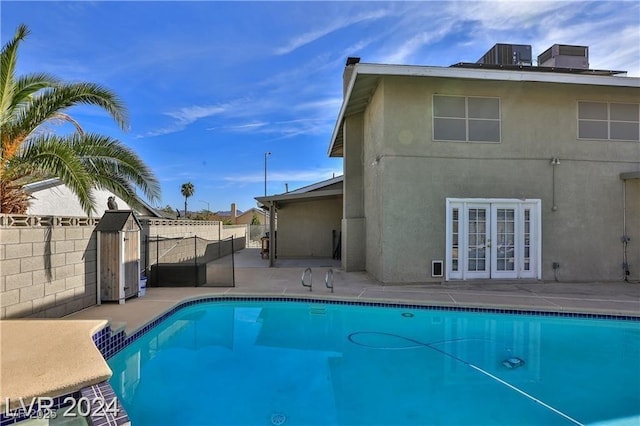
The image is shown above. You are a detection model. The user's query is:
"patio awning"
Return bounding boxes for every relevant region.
[255,176,343,207]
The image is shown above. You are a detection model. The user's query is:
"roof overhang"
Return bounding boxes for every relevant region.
[328,63,640,158]
[255,189,343,208]
[621,171,640,180]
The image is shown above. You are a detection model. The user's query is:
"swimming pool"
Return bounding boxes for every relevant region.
[107,300,640,425]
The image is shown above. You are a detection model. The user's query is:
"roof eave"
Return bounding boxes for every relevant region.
[255,188,343,205]
[326,62,639,159]
[328,65,360,158]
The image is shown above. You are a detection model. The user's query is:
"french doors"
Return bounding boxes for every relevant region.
[446,199,541,280]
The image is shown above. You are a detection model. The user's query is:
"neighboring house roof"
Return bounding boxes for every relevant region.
[329,61,640,157]
[256,176,343,205]
[24,178,163,218]
[215,209,245,217]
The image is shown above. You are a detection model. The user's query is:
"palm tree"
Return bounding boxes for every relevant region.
[0,24,160,215]
[180,182,194,217]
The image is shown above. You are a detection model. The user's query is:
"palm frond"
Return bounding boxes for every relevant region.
[12,135,94,214]
[68,132,161,204]
[0,24,29,125]
[4,82,129,147]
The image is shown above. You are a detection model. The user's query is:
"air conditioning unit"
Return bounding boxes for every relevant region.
[477,43,533,66]
[538,44,589,69]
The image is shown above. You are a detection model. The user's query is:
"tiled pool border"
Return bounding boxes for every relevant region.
[96,295,640,361]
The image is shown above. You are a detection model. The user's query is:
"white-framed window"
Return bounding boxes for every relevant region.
[578,101,640,141]
[433,95,501,143]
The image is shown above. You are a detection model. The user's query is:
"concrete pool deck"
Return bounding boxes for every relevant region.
[67,248,640,334]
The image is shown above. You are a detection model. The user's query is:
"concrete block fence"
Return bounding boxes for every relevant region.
[0,214,247,319]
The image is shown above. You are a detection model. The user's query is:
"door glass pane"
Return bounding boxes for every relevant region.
[467,208,487,272]
[523,209,531,271]
[451,208,459,272]
[495,208,515,271]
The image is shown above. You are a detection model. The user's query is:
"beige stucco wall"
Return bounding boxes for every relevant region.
[277,197,342,258]
[625,180,640,282]
[342,114,366,270]
[350,75,640,283]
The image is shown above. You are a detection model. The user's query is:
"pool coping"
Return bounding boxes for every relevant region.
[0,320,130,426]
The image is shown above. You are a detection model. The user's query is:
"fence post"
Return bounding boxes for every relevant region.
[231,237,235,287]
[194,235,198,287]
[144,234,149,277]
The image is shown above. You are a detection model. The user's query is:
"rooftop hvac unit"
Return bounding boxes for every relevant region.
[538,44,589,69]
[477,43,532,66]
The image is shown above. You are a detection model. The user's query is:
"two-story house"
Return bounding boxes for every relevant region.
[329,45,640,284]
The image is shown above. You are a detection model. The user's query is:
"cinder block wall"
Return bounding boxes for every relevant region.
[0,215,250,319]
[0,215,98,319]
[139,220,247,270]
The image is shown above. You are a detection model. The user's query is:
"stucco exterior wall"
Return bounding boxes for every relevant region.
[363,83,385,279]
[277,197,342,258]
[342,113,366,270]
[625,180,640,282]
[350,75,639,283]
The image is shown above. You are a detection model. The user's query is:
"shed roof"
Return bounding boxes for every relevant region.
[95,210,141,232]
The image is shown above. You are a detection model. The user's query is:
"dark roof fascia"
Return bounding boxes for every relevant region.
[255,189,343,206]
[450,62,627,76]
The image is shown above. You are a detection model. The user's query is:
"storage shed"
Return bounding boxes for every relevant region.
[96,210,141,304]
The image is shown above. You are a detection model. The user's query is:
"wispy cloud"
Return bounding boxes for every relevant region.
[165,105,228,123]
[137,104,229,138]
[274,8,391,55]
[224,168,341,185]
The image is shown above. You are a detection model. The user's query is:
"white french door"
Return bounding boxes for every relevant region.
[446,199,541,280]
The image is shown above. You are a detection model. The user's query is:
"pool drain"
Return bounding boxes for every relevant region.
[271,413,287,425]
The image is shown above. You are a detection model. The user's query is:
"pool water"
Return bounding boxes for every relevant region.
[107,301,640,425]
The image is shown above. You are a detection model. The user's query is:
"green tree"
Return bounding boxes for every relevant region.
[0,24,160,214]
[251,213,260,225]
[180,182,194,217]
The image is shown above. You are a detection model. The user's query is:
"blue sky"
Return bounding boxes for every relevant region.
[2,1,639,213]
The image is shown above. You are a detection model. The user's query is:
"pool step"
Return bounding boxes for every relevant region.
[309,306,327,316]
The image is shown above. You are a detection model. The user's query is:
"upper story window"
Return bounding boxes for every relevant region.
[433,95,501,143]
[578,101,639,141]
